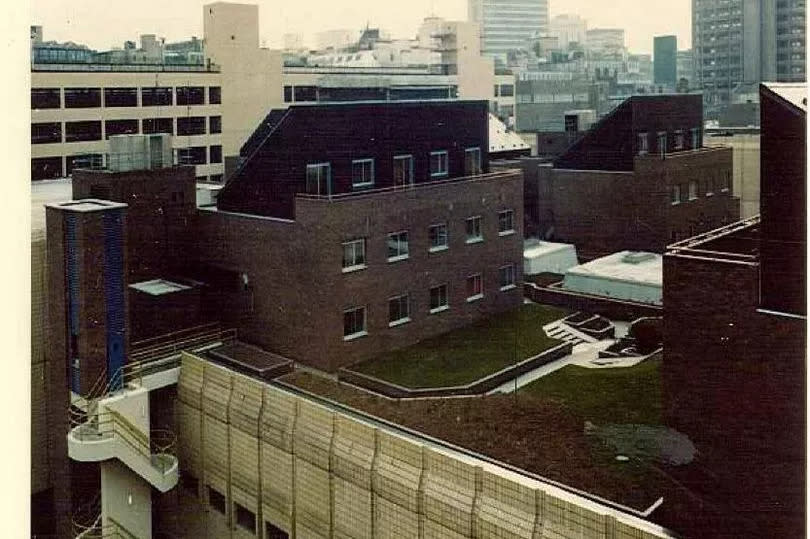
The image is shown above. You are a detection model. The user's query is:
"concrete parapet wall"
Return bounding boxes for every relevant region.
[474,470,540,539]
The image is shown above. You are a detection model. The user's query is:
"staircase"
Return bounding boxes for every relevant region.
[543,321,598,347]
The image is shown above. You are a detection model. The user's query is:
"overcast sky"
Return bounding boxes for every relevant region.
[31,0,691,54]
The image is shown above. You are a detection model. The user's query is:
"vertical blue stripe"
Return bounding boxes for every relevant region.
[103,210,126,391]
[65,215,81,393]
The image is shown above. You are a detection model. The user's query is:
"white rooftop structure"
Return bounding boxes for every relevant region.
[764,82,807,111]
[129,279,191,296]
[489,113,531,154]
[523,239,579,275]
[562,251,663,305]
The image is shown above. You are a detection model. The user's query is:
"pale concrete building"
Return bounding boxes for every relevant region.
[315,29,355,51]
[704,129,761,218]
[585,28,625,55]
[468,0,550,64]
[550,14,588,51]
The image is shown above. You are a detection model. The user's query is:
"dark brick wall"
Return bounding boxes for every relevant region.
[193,171,524,371]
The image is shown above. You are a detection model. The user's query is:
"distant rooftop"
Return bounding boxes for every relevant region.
[763,82,807,112]
[566,251,662,287]
[129,279,191,296]
[489,114,530,153]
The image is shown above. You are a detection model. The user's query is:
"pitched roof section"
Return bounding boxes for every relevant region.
[762,82,807,114]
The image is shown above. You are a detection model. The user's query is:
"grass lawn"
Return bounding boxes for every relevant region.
[519,357,663,426]
[350,303,570,388]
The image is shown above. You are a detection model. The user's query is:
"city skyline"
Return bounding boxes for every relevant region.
[31,0,692,54]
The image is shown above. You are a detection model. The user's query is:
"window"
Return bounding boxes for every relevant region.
[141,87,172,107]
[103,87,137,107]
[178,146,207,165]
[637,132,648,155]
[429,284,449,313]
[65,121,102,142]
[387,231,409,261]
[208,487,226,515]
[209,145,223,164]
[721,171,731,192]
[31,157,63,181]
[176,86,205,105]
[671,184,681,205]
[499,84,514,96]
[143,118,173,135]
[31,122,61,144]
[430,151,448,178]
[305,163,331,196]
[343,307,367,340]
[393,155,414,186]
[64,88,101,108]
[266,522,289,539]
[680,183,689,203]
[466,216,483,243]
[466,274,483,301]
[498,210,514,235]
[235,504,255,534]
[293,85,317,102]
[688,180,698,200]
[105,119,139,139]
[388,294,410,326]
[691,127,701,149]
[464,147,482,175]
[283,85,293,103]
[429,223,448,252]
[499,264,516,290]
[177,117,207,136]
[67,154,103,175]
[31,88,60,109]
[657,132,668,157]
[208,86,221,105]
[209,116,222,134]
[342,239,365,271]
[706,176,715,196]
[674,130,685,150]
[352,159,375,188]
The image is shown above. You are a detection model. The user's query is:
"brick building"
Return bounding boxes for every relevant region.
[519,94,739,259]
[662,83,806,538]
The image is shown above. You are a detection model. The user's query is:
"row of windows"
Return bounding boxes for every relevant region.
[341,211,515,271]
[304,148,482,195]
[31,116,221,144]
[637,128,701,156]
[343,265,518,339]
[31,86,221,110]
[671,173,732,204]
[282,85,459,103]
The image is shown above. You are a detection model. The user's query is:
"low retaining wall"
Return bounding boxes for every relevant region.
[337,341,573,399]
[524,282,663,321]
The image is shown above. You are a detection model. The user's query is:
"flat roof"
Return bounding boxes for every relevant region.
[44,198,127,213]
[32,178,72,233]
[524,240,576,258]
[129,279,191,296]
[205,341,293,380]
[565,251,662,287]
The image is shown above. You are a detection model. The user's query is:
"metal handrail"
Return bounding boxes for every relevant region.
[131,322,222,350]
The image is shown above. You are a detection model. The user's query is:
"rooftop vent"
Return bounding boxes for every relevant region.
[622,252,656,264]
[108,134,173,172]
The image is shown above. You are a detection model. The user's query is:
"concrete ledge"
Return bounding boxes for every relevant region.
[524,282,663,321]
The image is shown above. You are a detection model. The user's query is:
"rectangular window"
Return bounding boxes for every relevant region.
[31,157,63,181]
[498,210,515,235]
[283,85,293,103]
[31,122,61,144]
[31,88,60,109]
[177,117,207,136]
[209,145,223,164]
[499,264,516,290]
[688,180,698,200]
[430,151,448,178]
[464,147,482,175]
[429,284,449,313]
[671,184,681,205]
[67,154,103,175]
[65,121,102,142]
[208,487,226,515]
[393,155,414,186]
[142,118,173,135]
[680,183,689,203]
[305,163,331,196]
[658,132,668,157]
[466,274,484,301]
[429,223,448,252]
[499,84,514,96]
[105,119,139,139]
[208,86,221,105]
[343,307,367,340]
[103,87,137,107]
[691,127,701,149]
[388,294,410,326]
[177,146,207,165]
[387,231,409,261]
[352,159,375,188]
[64,88,101,108]
[721,171,731,192]
[674,130,685,150]
[637,132,648,155]
[342,239,365,271]
[141,87,172,107]
[706,176,715,196]
[293,85,317,102]
[235,503,255,534]
[176,86,205,105]
[466,216,483,243]
[209,116,222,134]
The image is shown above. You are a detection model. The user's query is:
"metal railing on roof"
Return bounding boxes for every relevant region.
[666,215,761,262]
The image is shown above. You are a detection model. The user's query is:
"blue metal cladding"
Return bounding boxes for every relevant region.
[65,215,81,393]
[103,210,126,391]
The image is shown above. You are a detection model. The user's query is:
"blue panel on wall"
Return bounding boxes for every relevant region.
[103,210,126,391]
[65,214,81,394]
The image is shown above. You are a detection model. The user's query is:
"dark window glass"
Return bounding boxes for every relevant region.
[177,117,207,136]
[178,146,207,165]
[208,86,221,104]
[143,118,173,135]
[31,122,61,144]
[67,154,103,175]
[235,504,255,534]
[141,87,173,107]
[293,85,317,102]
[65,121,102,142]
[210,145,223,164]
[207,487,226,515]
[31,88,60,109]
[209,116,222,134]
[209,173,223,183]
[105,119,139,139]
[283,85,293,103]
[265,522,289,539]
[31,157,63,181]
[176,86,205,105]
[103,87,137,107]
[499,84,514,96]
[64,88,101,108]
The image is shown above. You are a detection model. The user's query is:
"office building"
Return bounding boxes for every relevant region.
[549,14,588,51]
[315,29,356,50]
[468,0,550,64]
[654,35,678,89]
[676,49,695,89]
[585,28,625,55]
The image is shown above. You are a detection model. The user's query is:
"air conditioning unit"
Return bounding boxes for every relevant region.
[108,134,173,172]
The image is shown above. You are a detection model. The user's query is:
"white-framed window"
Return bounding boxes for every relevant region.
[721,170,731,192]
[393,154,414,186]
[343,306,366,340]
[352,158,375,189]
[466,274,483,302]
[464,147,482,175]
[498,210,515,236]
[657,132,667,157]
[342,239,366,272]
[387,231,409,262]
[465,216,483,243]
[429,223,448,252]
[429,284,449,313]
[688,180,698,200]
[305,163,331,195]
[637,132,649,155]
[691,127,701,149]
[388,294,410,327]
[430,150,448,178]
[675,130,685,150]
[499,264,516,290]
[671,184,681,205]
